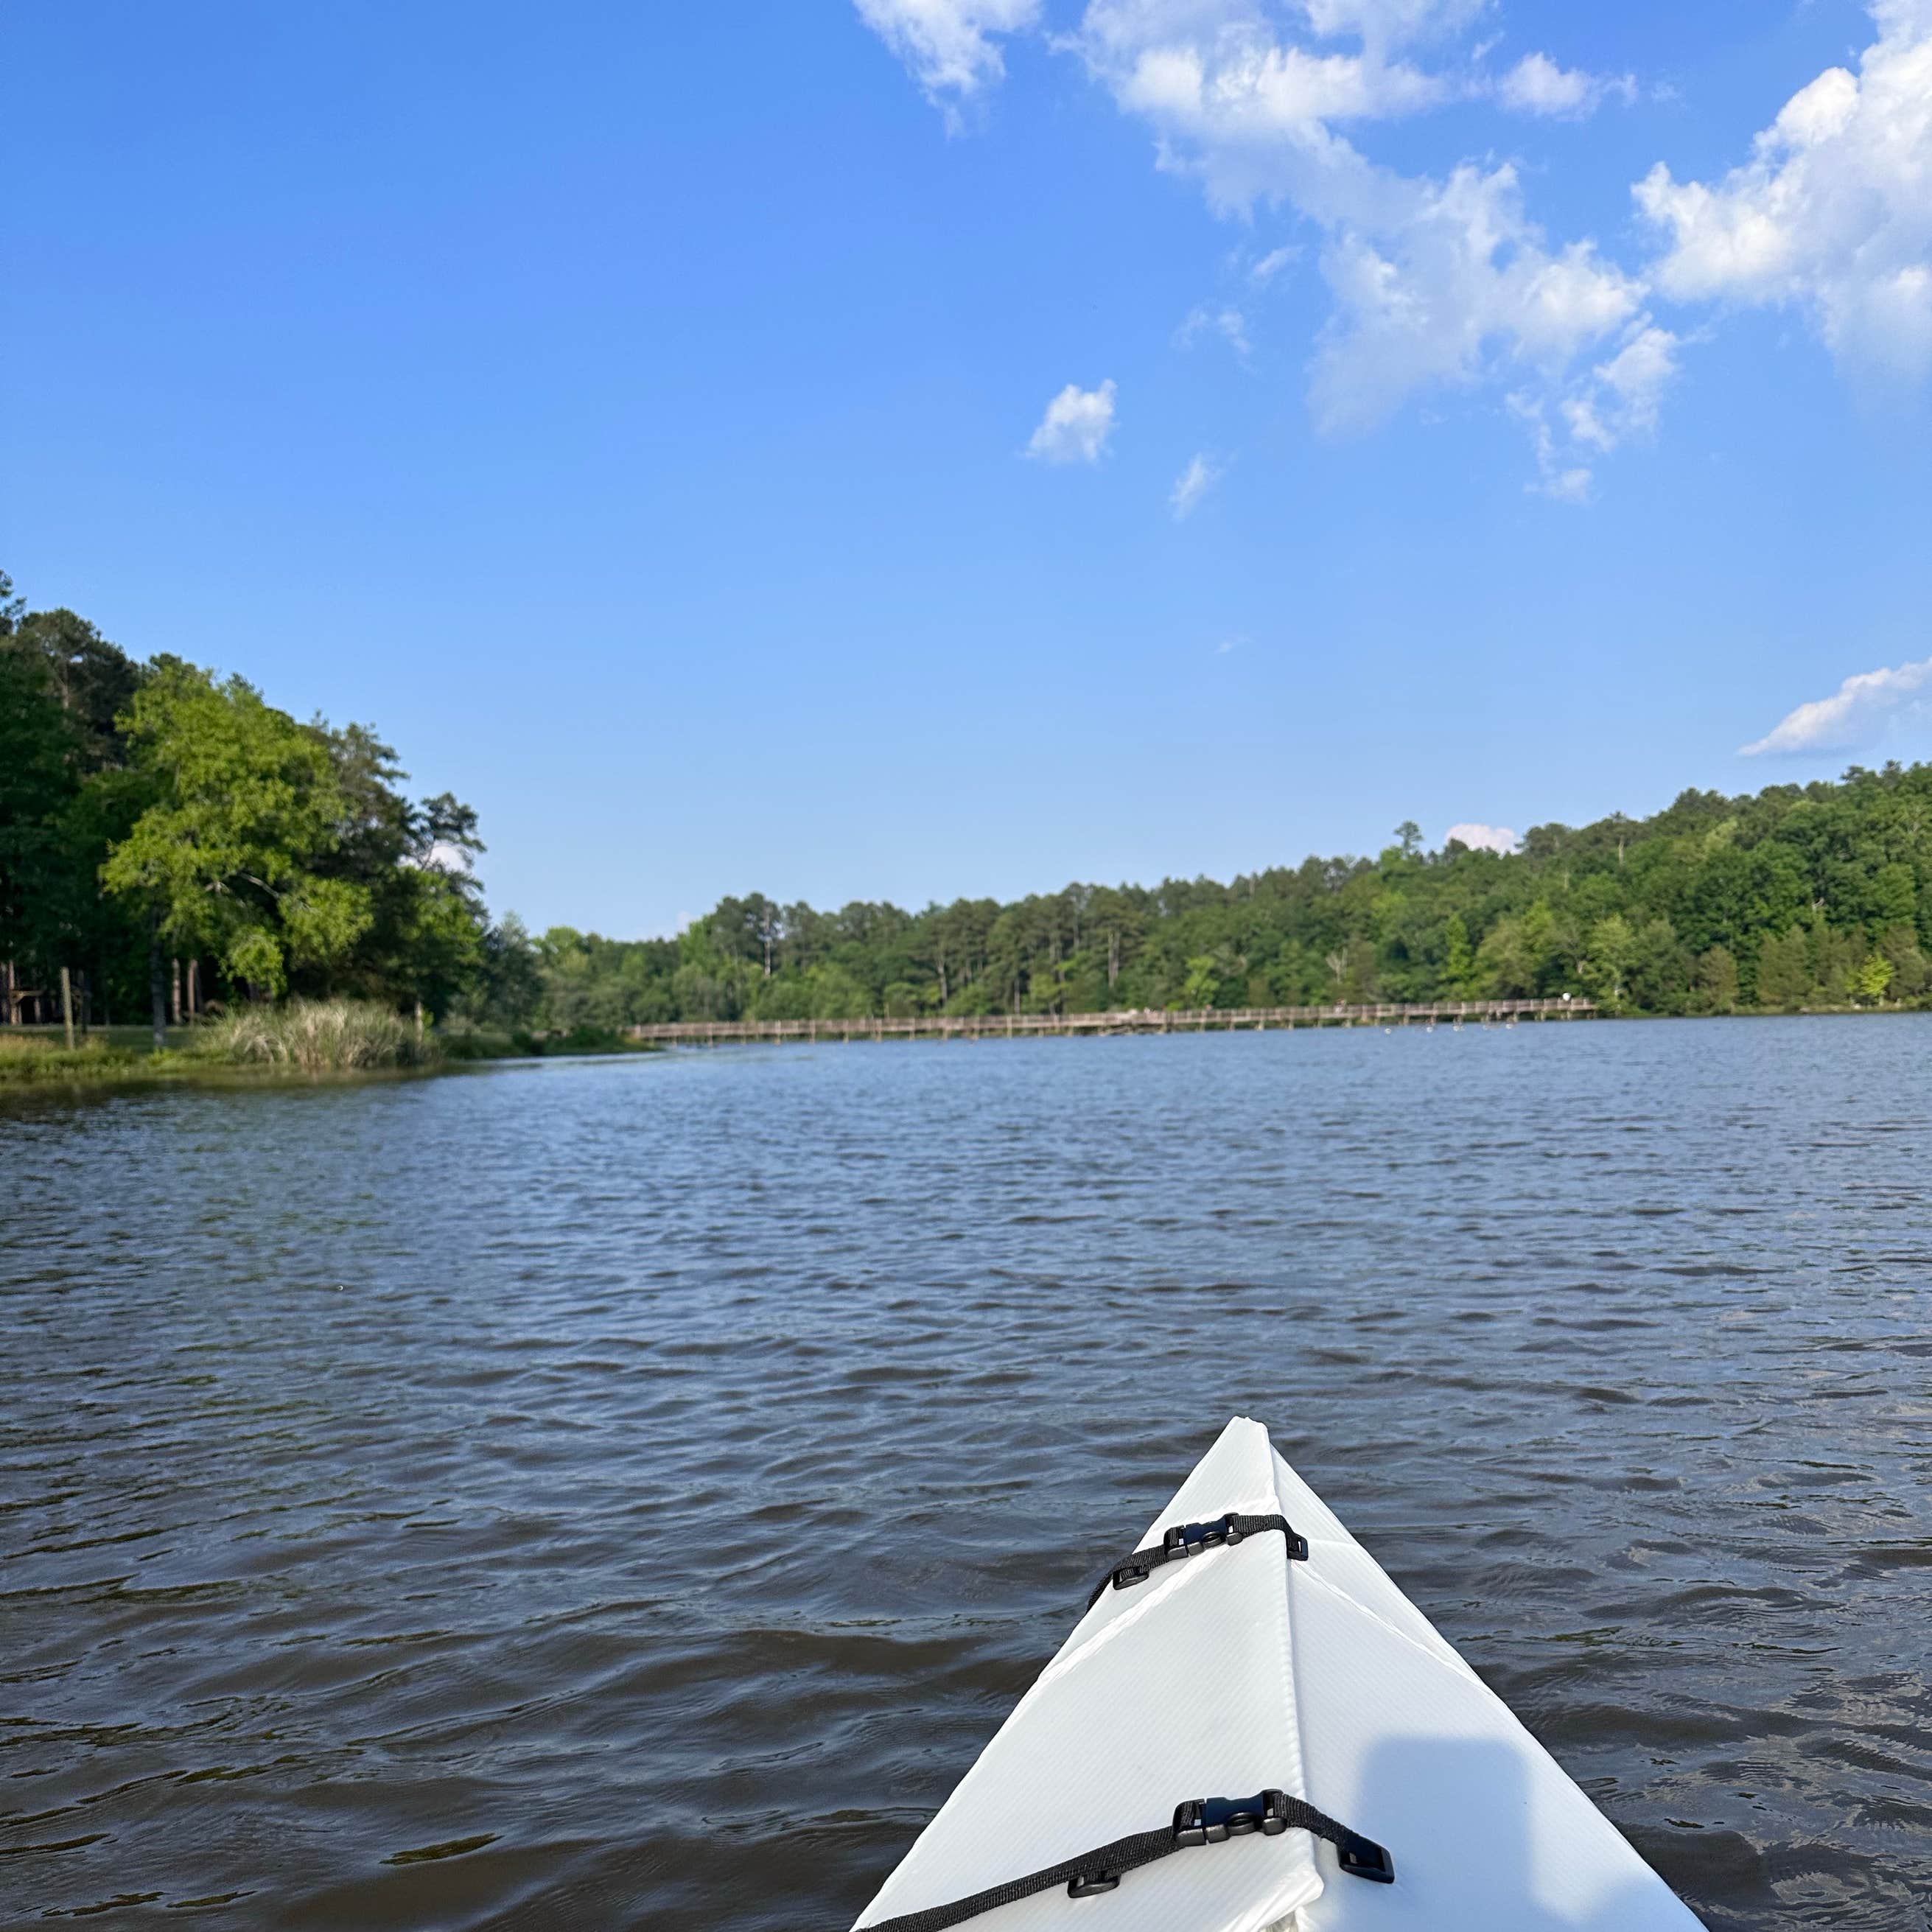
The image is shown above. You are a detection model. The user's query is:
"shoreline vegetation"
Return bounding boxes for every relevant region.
[4,994,1927,1092]
[6,565,1932,1077]
[0,1001,658,1088]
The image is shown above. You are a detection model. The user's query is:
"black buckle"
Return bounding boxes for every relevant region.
[1163,1514,1241,1559]
[1112,1514,1239,1592]
[1065,1869,1121,1898]
[1337,1831,1397,1885]
[1172,1790,1289,1848]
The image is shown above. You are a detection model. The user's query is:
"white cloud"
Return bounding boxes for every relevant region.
[1026,379,1118,461]
[1309,161,1642,434]
[1170,452,1222,516]
[1497,51,1634,119]
[1503,309,1681,500]
[1637,0,1932,379]
[861,0,1769,490]
[1074,1,1452,220]
[1071,4,1645,462]
[1444,822,1520,852]
[1516,413,1594,500]
[421,840,474,875]
[855,0,1042,116]
[1561,321,1681,448]
[1740,656,1932,755]
[1177,303,1253,355]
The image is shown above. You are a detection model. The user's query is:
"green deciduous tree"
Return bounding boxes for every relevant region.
[102,664,368,998]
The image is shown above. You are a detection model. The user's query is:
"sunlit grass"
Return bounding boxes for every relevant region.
[198,999,438,1071]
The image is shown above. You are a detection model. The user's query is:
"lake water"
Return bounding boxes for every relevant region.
[3,1019,1930,1931]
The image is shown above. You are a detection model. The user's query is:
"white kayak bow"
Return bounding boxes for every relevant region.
[852,1416,1704,1932]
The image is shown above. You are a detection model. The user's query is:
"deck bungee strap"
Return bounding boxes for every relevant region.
[1086,1511,1309,1610]
[858,1788,1395,1932]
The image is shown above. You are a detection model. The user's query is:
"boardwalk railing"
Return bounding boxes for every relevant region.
[628,998,1594,1046]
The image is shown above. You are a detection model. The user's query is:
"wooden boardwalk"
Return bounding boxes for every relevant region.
[629,998,1594,1046]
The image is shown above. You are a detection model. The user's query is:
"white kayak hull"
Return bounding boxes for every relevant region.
[853,1417,1703,1932]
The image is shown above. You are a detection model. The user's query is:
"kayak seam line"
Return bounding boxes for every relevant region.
[1292,1563,1483,1683]
[1040,1539,1232,1688]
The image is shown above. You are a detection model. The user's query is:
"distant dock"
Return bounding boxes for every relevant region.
[628,998,1594,1046]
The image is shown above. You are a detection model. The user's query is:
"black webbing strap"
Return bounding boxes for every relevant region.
[1086,1511,1309,1610]
[857,1788,1395,1932]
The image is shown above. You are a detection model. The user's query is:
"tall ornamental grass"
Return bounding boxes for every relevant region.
[202,998,436,1071]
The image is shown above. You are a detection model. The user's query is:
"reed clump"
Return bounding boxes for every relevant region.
[200,999,438,1072]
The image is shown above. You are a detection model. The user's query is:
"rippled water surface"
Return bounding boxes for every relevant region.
[4,1020,1931,1930]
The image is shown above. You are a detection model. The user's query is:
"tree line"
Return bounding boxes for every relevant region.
[7,567,1931,1044]
[536,783,1932,1032]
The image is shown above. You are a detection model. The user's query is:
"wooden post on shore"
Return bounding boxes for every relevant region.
[148,919,167,1051]
[60,966,74,1049]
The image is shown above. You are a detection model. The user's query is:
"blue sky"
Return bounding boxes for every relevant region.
[7,1,1931,935]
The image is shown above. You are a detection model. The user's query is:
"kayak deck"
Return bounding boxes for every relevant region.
[1269,1429,1700,1928]
[853,1417,1702,1932]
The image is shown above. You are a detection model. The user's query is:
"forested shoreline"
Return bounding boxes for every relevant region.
[539,774,1932,1030]
[5,568,1931,1057]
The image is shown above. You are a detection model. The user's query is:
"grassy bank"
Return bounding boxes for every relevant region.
[1,1000,435,1086]
[0,1002,659,1088]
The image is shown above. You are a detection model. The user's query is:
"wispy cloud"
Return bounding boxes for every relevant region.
[1741,656,1932,755]
[1511,318,1681,501]
[1497,52,1635,119]
[1176,304,1252,358]
[855,0,1041,122]
[1026,379,1118,463]
[1445,822,1520,852]
[1170,452,1222,518]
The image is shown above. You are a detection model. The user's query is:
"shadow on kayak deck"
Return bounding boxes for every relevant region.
[1329,1736,1703,1931]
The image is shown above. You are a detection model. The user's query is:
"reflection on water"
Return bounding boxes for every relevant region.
[2,1019,1930,1930]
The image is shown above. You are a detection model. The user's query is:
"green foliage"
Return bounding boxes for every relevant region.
[1695,945,1740,1014]
[1,569,497,1029]
[1756,928,1812,1009]
[1181,955,1220,1007]
[505,766,1932,1029]
[102,662,368,995]
[0,633,78,969]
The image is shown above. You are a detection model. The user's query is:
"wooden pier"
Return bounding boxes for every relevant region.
[628,998,1593,1046]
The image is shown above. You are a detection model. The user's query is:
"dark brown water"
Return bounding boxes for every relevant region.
[3,1020,1931,1931]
